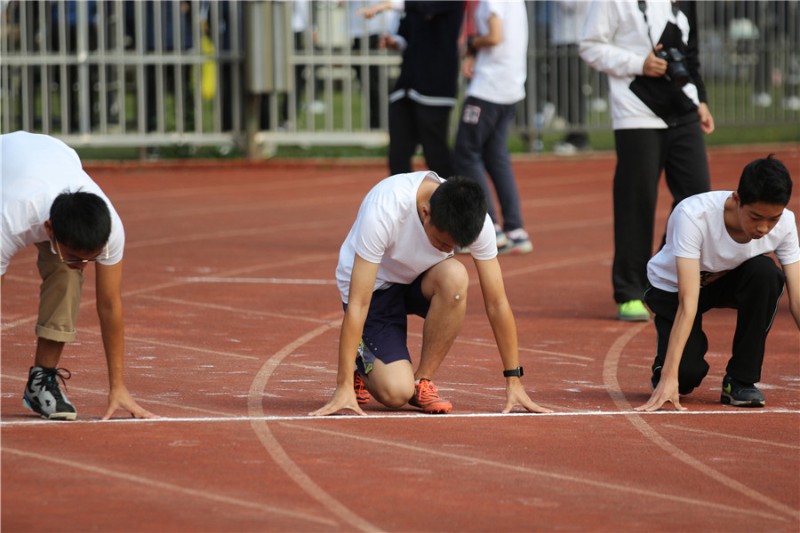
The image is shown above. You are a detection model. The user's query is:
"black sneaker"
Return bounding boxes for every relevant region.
[22,366,77,420]
[721,375,765,407]
[651,366,695,395]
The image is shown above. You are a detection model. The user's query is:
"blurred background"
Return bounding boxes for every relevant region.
[1,0,798,160]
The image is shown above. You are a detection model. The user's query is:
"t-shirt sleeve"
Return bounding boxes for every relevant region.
[670,208,703,259]
[351,200,393,264]
[775,210,800,265]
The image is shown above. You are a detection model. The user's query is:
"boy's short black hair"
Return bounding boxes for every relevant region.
[50,190,112,252]
[738,155,793,206]
[428,176,488,247]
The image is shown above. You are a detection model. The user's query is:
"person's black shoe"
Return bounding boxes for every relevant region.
[721,375,765,407]
[651,366,695,395]
[22,366,77,420]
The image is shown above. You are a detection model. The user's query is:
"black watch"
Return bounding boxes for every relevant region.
[503,366,524,378]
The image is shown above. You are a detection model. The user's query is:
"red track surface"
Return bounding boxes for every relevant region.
[2,146,799,532]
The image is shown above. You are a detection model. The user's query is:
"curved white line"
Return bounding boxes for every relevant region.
[247,322,384,533]
[602,323,800,521]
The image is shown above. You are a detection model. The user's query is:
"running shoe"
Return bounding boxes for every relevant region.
[354,371,371,405]
[22,366,77,420]
[498,228,533,255]
[617,300,651,321]
[721,375,765,407]
[409,379,452,414]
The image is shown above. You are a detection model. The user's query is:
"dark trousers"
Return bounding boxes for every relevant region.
[388,98,454,178]
[644,255,786,388]
[613,122,710,303]
[454,96,523,231]
[352,34,382,129]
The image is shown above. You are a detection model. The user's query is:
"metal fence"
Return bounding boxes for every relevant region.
[2,1,798,157]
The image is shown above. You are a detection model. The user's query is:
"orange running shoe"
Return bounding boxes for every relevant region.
[409,379,452,414]
[354,371,371,405]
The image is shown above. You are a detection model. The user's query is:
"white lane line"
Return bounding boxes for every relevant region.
[179,277,336,285]
[661,423,800,450]
[247,323,384,533]
[602,323,800,522]
[2,447,337,527]
[5,409,795,427]
[280,422,788,524]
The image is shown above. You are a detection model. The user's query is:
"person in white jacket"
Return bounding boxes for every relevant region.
[580,0,715,322]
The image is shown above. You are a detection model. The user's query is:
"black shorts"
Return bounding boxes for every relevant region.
[343,275,430,375]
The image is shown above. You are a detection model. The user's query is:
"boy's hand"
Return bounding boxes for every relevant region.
[502,379,553,414]
[309,387,366,416]
[103,384,158,420]
[635,378,686,412]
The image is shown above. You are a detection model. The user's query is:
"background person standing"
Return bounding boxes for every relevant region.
[580,0,715,321]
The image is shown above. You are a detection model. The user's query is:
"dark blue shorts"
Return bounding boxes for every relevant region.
[343,275,430,375]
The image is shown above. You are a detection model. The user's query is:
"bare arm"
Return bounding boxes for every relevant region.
[474,258,551,414]
[95,262,156,419]
[636,257,701,412]
[782,261,800,330]
[309,255,379,416]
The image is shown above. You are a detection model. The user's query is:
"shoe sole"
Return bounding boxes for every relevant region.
[415,405,452,414]
[22,396,77,420]
[499,243,534,256]
[721,393,765,408]
[618,313,651,322]
[409,401,452,414]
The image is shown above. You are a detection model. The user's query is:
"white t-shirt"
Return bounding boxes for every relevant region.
[336,171,496,303]
[467,0,528,105]
[1,131,125,275]
[647,191,800,292]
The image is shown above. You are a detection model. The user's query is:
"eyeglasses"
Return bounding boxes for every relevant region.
[52,239,109,266]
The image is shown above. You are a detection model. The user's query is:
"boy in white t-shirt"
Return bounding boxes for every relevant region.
[638,155,799,411]
[310,172,550,416]
[1,131,156,421]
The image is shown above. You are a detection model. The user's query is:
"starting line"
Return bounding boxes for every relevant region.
[3,408,798,427]
[179,277,336,285]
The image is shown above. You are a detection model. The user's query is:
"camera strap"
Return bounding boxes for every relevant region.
[638,1,681,52]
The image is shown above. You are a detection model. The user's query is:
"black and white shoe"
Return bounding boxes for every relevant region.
[22,366,77,420]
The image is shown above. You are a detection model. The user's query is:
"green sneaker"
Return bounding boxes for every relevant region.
[617,300,651,322]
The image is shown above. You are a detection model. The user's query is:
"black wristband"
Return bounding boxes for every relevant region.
[466,35,478,55]
[503,366,524,378]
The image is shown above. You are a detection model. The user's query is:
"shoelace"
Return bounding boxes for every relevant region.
[418,380,438,399]
[35,367,72,396]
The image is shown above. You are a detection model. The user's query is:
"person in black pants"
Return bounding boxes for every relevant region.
[365,1,464,178]
[581,0,715,321]
[637,156,799,411]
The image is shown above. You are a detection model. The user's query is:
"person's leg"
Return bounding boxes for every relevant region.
[354,284,418,408]
[367,34,382,129]
[612,129,665,304]
[417,103,455,178]
[700,256,786,384]
[26,242,83,419]
[644,285,710,393]
[663,121,711,210]
[453,96,498,223]
[415,257,469,380]
[388,97,418,175]
[481,103,524,232]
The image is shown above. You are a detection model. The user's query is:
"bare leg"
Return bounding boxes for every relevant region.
[35,338,64,368]
[363,359,415,408]
[415,258,469,380]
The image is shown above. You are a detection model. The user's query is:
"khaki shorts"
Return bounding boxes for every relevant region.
[34,241,84,342]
